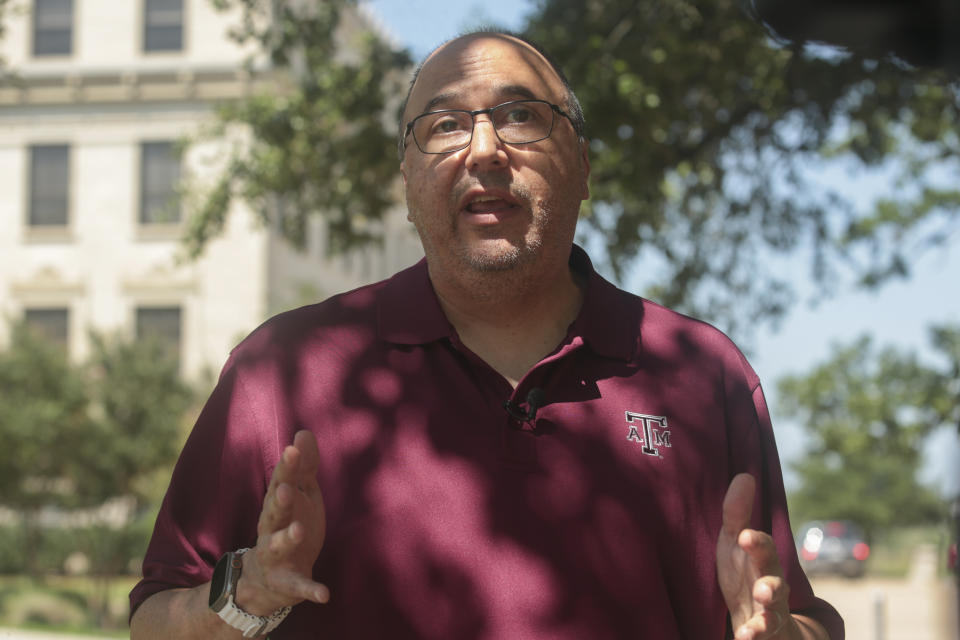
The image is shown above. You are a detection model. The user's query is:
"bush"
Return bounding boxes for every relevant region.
[0,514,155,577]
[0,526,27,574]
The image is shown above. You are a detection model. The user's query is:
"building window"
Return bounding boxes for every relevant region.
[33,0,73,56]
[24,307,69,348]
[144,0,184,52]
[140,142,181,224]
[29,144,70,227]
[136,306,182,365]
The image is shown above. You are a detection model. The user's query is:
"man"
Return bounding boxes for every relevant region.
[129,31,843,639]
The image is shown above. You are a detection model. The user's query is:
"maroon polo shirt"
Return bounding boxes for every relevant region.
[130,246,843,639]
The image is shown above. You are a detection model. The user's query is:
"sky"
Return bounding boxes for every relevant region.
[361,1,535,60]
[362,0,960,495]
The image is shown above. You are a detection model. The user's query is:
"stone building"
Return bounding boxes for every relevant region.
[0,0,421,379]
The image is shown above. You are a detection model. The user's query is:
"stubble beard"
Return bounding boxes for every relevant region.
[458,233,542,272]
[453,186,546,273]
[409,183,563,289]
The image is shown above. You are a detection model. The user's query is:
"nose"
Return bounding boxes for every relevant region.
[464,116,508,170]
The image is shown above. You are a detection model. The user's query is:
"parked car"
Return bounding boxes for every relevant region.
[796,520,870,578]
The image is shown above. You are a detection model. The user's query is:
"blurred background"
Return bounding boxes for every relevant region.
[0,0,957,638]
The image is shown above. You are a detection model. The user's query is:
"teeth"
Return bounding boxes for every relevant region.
[471,195,502,203]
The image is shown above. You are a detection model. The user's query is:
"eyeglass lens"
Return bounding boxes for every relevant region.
[412,100,556,154]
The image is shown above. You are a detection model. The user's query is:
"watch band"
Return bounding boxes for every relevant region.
[210,548,292,638]
[217,593,291,638]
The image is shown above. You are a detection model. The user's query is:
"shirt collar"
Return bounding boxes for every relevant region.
[377,257,454,345]
[377,245,639,362]
[568,245,639,361]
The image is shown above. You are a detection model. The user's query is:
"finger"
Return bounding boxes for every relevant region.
[260,442,304,518]
[738,529,785,579]
[293,430,321,488]
[262,519,308,561]
[266,570,331,605]
[257,481,298,537]
[735,608,784,640]
[278,444,303,485]
[266,443,303,498]
[752,575,789,609]
[722,473,756,537]
[290,432,326,529]
[266,482,306,533]
[734,609,784,640]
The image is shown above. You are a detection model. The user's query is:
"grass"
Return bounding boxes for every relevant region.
[0,574,137,636]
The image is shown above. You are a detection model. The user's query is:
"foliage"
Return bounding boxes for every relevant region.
[0,525,27,574]
[777,326,960,537]
[521,0,960,333]
[81,334,194,509]
[0,573,137,633]
[0,515,154,577]
[0,0,9,68]
[183,0,411,258]
[0,325,192,512]
[0,322,194,576]
[0,517,154,630]
[0,322,93,512]
[866,524,953,578]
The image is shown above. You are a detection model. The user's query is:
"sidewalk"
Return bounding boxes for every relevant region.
[810,544,959,640]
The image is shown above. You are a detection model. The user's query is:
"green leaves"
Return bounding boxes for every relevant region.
[0,323,194,514]
[81,333,195,507]
[777,327,959,535]
[0,323,91,509]
[182,0,411,260]
[524,0,960,335]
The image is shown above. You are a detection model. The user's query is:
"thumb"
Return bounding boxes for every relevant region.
[722,473,756,537]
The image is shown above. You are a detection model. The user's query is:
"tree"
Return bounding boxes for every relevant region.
[0,323,194,578]
[522,0,960,334]
[182,0,411,258]
[0,0,11,69]
[0,322,93,575]
[775,326,959,536]
[81,333,195,511]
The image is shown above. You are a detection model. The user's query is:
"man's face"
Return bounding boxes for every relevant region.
[400,35,590,277]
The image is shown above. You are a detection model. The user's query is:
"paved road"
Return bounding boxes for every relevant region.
[810,544,959,640]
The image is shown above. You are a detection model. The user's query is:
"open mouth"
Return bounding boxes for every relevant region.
[459,188,526,220]
[465,195,519,214]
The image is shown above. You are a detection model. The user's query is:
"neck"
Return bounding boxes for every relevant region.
[430,255,584,387]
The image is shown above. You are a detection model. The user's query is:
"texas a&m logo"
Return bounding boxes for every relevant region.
[625,411,672,457]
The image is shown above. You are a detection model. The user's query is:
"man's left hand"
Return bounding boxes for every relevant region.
[717,473,795,639]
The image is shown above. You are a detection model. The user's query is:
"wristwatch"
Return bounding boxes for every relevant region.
[208,548,292,638]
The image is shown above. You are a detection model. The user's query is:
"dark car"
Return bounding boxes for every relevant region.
[796,520,870,578]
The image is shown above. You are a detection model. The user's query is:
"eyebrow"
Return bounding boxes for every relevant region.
[419,84,540,114]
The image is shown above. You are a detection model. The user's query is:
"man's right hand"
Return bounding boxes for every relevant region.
[130,430,329,640]
[234,429,330,616]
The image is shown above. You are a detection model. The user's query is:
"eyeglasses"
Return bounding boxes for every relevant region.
[403,99,578,155]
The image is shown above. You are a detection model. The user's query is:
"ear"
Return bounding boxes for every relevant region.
[399,163,414,222]
[578,138,591,200]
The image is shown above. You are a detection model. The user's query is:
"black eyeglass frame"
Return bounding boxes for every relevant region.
[402,99,580,155]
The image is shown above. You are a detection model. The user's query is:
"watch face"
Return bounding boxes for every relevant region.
[209,552,231,608]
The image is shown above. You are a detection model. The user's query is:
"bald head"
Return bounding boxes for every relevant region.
[397,31,585,158]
